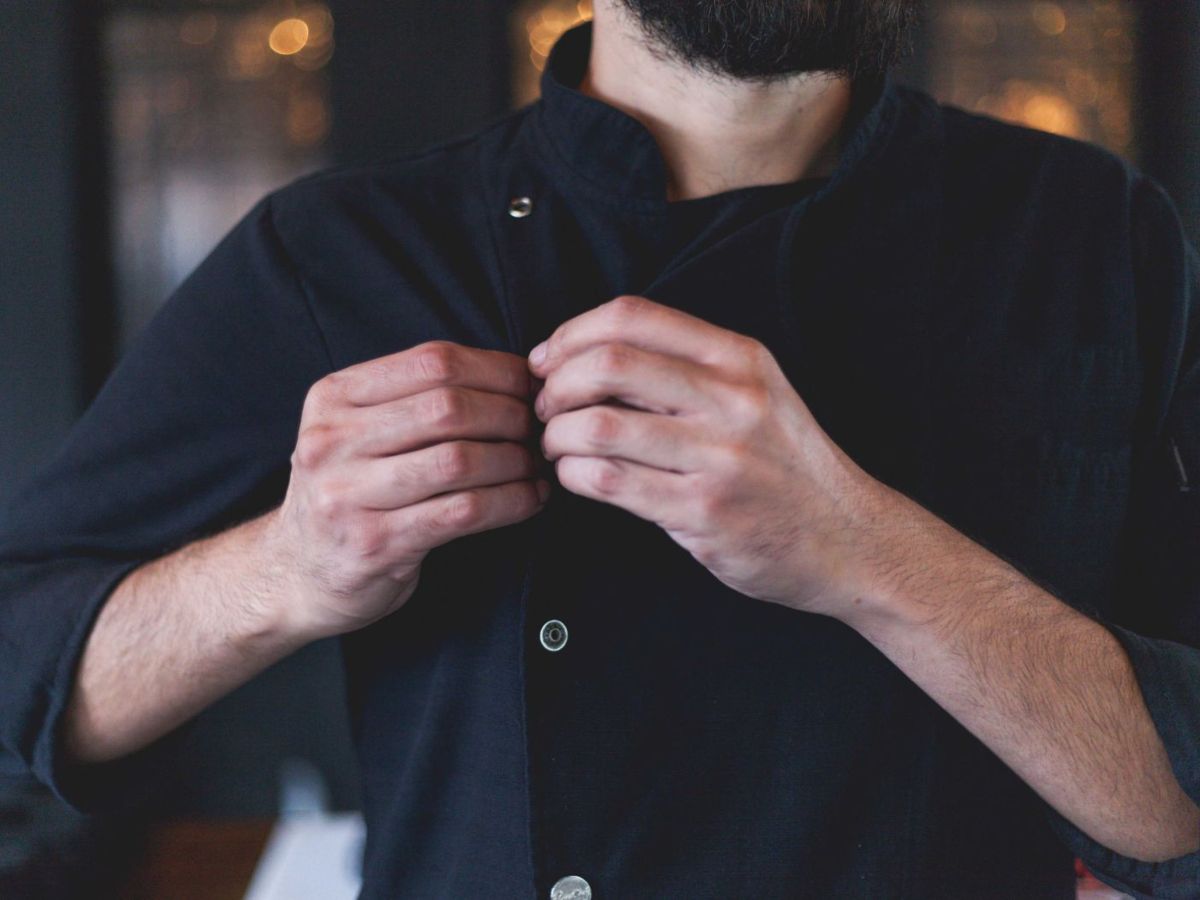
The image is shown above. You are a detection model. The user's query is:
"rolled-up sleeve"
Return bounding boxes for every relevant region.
[1041,175,1200,898]
[0,190,332,814]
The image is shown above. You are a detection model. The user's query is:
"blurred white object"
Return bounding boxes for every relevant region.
[1078,881,1134,900]
[243,811,364,900]
[243,757,364,900]
[278,757,332,816]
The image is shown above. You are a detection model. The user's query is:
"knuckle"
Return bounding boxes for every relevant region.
[344,516,385,561]
[434,441,474,482]
[445,490,485,528]
[584,407,622,449]
[311,481,346,520]
[728,382,769,426]
[739,336,771,367]
[718,336,767,375]
[306,372,344,410]
[593,342,632,378]
[293,423,339,470]
[589,459,623,495]
[414,341,459,385]
[426,386,470,429]
[608,294,645,321]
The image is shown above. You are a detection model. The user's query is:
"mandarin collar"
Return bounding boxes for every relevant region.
[534,19,902,214]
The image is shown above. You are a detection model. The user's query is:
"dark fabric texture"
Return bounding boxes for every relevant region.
[1,19,1198,899]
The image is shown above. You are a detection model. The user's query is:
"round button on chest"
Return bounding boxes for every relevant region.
[550,874,591,900]
[508,195,534,218]
[539,618,568,652]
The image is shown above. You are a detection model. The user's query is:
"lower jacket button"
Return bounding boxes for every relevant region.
[550,874,592,900]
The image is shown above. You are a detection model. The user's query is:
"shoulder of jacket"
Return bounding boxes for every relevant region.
[921,90,1139,197]
[265,102,535,220]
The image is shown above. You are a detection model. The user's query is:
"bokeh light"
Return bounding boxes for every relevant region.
[269,19,310,57]
[512,0,593,106]
[928,0,1136,158]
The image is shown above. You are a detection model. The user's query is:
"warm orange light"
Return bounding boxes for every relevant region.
[1032,3,1067,37]
[926,1,1136,160]
[269,18,310,56]
[1021,93,1083,137]
[524,0,592,72]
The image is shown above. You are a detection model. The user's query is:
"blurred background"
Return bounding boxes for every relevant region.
[1,1,1197,897]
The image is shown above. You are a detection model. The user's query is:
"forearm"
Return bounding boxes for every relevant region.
[62,506,309,765]
[841,483,1200,863]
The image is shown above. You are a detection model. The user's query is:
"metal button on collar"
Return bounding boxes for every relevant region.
[539,618,568,652]
[550,875,591,900]
[508,195,534,218]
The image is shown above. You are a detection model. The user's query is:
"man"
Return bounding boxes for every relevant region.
[1,1,1198,897]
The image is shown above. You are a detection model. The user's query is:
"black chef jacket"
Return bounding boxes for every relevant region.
[2,20,1200,900]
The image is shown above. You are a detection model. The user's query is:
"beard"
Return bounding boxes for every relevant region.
[613,0,921,82]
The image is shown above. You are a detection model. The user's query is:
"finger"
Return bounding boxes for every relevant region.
[541,405,710,473]
[534,342,723,421]
[320,341,532,409]
[529,295,755,376]
[352,440,537,510]
[350,387,536,457]
[554,454,690,526]
[388,478,548,553]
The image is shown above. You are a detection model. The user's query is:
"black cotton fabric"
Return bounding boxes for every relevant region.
[658,176,830,272]
[2,19,1199,900]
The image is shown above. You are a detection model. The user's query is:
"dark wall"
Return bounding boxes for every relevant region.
[0,3,103,507]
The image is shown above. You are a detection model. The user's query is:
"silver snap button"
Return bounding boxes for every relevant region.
[539,618,568,652]
[550,874,591,900]
[508,195,534,218]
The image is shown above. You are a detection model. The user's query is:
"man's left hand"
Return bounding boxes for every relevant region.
[528,294,895,618]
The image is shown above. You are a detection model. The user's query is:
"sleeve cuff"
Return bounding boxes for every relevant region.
[1040,618,1200,899]
[1043,802,1200,899]
[9,555,191,816]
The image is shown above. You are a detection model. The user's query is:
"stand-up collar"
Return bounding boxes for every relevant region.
[535,19,903,213]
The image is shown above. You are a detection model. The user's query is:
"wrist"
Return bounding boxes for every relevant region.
[244,506,329,649]
[830,481,940,636]
[834,483,1017,643]
[251,504,410,645]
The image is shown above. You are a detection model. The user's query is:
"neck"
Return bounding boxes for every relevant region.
[582,3,854,202]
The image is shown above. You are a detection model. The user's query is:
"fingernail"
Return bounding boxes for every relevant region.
[535,479,551,502]
[529,341,547,365]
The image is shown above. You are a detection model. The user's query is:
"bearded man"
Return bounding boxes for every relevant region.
[1,2,1198,898]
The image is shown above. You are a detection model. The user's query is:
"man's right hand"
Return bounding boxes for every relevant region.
[267,340,549,641]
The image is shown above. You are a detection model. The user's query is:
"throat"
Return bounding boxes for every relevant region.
[580,7,854,201]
